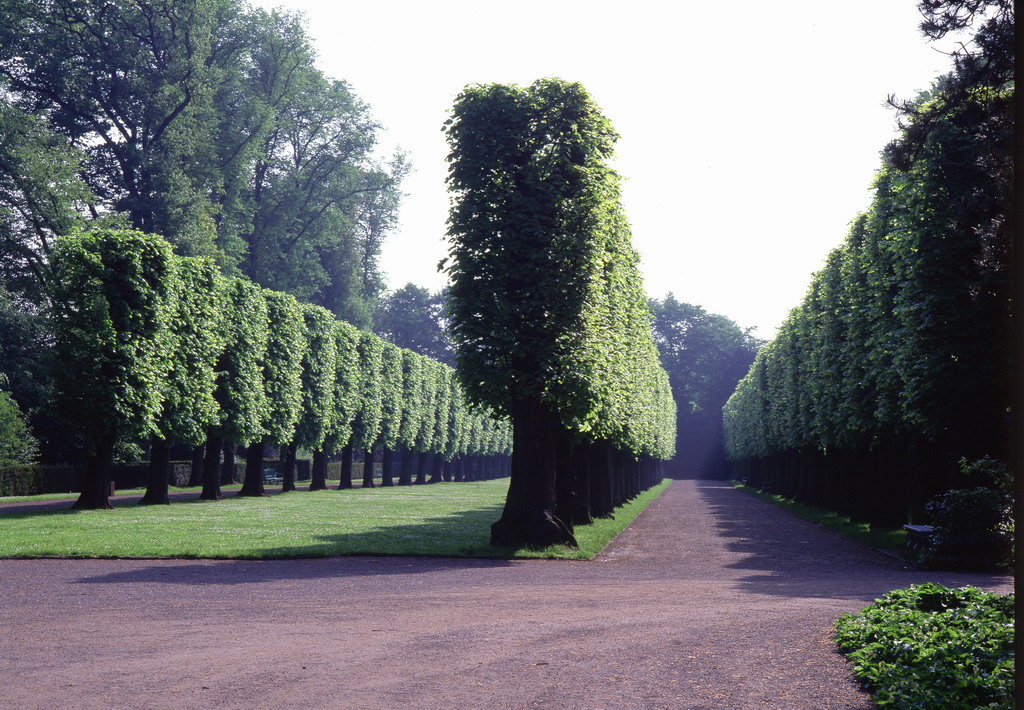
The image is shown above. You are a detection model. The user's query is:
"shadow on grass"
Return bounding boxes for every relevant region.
[696,481,1013,600]
[71,502,541,586]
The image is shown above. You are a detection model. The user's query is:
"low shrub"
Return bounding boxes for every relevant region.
[924,486,1013,570]
[835,583,1015,709]
[0,464,82,496]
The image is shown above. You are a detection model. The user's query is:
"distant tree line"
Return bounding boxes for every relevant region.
[648,296,761,480]
[50,228,510,510]
[722,0,1013,524]
[444,79,676,547]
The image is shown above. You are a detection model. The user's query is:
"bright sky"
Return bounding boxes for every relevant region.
[252,0,966,338]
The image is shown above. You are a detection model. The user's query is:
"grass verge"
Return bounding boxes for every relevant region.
[0,478,671,560]
[729,481,906,550]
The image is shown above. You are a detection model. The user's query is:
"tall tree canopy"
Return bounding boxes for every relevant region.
[444,78,674,547]
[0,0,404,327]
[723,1,1013,524]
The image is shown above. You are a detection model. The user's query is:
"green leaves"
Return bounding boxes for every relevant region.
[444,78,674,461]
[834,584,1015,709]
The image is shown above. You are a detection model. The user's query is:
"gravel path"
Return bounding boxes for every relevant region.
[0,479,1012,709]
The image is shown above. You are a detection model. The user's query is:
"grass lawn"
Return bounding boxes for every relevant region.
[0,478,671,560]
[730,481,906,550]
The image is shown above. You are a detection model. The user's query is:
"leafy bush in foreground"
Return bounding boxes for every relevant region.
[835,584,1014,709]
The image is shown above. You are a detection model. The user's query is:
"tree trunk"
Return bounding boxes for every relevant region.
[428,452,443,483]
[280,441,298,492]
[139,435,171,505]
[187,444,204,487]
[220,440,236,486]
[309,450,328,490]
[398,449,414,486]
[238,439,268,496]
[72,429,117,510]
[338,445,354,489]
[199,434,223,500]
[415,450,428,484]
[490,400,576,548]
[380,448,394,486]
[362,448,376,488]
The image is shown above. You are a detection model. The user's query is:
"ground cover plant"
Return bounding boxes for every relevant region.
[730,481,905,550]
[0,478,670,560]
[834,583,1015,709]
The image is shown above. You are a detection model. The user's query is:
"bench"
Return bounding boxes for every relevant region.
[903,524,934,551]
[263,468,283,485]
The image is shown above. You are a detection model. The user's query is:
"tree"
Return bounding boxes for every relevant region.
[140,256,224,505]
[201,277,269,500]
[648,295,761,478]
[0,0,222,257]
[49,228,173,509]
[444,78,674,547]
[0,388,37,466]
[238,289,305,497]
[375,283,454,365]
[290,303,337,491]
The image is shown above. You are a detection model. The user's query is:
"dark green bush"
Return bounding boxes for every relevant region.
[0,464,81,496]
[835,583,1014,709]
[924,487,1013,569]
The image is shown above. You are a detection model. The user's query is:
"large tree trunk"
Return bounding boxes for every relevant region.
[555,436,592,526]
[398,449,414,486]
[415,451,428,484]
[490,400,576,548]
[187,444,204,487]
[139,435,171,505]
[428,452,443,483]
[380,448,394,486]
[280,441,298,493]
[220,440,236,486]
[72,429,117,510]
[199,434,223,500]
[309,450,328,490]
[362,448,376,488]
[238,439,267,497]
[338,445,354,489]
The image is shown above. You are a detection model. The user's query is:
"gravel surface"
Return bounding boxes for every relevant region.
[0,479,1013,709]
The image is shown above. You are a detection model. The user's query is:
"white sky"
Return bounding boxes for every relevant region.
[252,0,966,338]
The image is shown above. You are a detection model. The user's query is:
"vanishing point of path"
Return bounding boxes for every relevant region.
[0,480,1013,709]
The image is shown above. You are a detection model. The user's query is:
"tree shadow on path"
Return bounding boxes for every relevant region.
[695,481,1012,601]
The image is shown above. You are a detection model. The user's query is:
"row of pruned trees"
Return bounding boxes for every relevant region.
[722,6,1013,524]
[443,79,676,547]
[50,228,510,510]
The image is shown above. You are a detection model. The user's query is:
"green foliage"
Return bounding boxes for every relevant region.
[323,319,363,453]
[260,290,306,446]
[924,487,1013,569]
[0,464,79,497]
[154,257,224,447]
[443,78,674,460]
[350,330,385,451]
[292,303,338,452]
[49,228,174,444]
[835,584,1015,709]
[376,341,405,451]
[211,278,269,446]
[397,350,426,451]
[375,283,454,365]
[723,71,1012,471]
[0,390,37,465]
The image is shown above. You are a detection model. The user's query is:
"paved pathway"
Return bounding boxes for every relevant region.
[0,480,1012,709]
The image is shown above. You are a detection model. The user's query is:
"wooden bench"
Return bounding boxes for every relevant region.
[903,524,934,551]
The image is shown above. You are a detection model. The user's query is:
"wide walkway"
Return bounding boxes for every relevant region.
[0,480,1012,709]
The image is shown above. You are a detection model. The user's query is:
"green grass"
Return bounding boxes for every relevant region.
[730,481,906,550]
[0,478,671,560]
